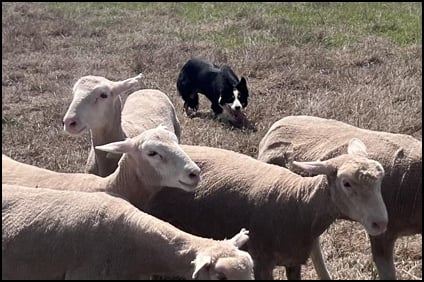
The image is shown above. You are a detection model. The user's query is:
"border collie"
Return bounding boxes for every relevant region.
[176,58,249,125]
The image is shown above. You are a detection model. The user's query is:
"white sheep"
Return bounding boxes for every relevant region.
[257,115,422,280]
[146,141,388,280]
[2,184,254,280]
[63,74,181,177]
[2,125,200,210]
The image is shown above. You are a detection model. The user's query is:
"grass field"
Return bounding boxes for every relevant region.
[2,2,422,279]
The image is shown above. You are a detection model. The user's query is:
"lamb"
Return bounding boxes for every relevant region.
[146,140,388,280]
[62,73,181,177]
[2,125,200,210]
[257,115,422,280]
[2,184,254,280]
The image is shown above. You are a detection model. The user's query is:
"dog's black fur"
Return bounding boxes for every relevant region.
[176,58,249,117]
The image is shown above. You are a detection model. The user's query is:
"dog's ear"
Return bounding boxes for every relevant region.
[239,76,247,85]
[237,77,248,96]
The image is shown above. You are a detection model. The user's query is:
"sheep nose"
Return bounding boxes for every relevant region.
[64,119,77,129]
[371,220,387,234]
[186,166,201,184]
[189,167,200,178]
[63,117,81,134]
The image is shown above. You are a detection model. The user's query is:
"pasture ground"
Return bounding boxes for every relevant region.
[2,2,422,279]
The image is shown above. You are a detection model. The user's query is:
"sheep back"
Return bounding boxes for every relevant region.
[258,115,422,235]
[122,89,181,141]
[147,144,330,269]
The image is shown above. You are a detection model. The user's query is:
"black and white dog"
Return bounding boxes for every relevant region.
[176,58,249,125]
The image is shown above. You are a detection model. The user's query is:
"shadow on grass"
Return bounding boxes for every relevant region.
[188,110,257,131]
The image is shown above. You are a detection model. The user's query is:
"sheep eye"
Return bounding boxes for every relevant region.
[100,93,108,99]
[147,151,157,157]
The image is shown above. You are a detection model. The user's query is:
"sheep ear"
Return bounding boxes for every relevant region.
[95,138,135,154]
[228,228,249,248]
[111,73,143,96]
[347,138,368,157]
[292,160,335,176]
[191,254,212,279]
[157,123,169,131]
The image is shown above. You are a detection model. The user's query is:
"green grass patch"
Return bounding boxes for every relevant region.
[44,2,421,48]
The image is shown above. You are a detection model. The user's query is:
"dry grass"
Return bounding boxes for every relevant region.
[2,2,421,280]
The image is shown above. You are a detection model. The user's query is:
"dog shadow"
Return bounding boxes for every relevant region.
[188,111,257,132]
[189,111,214,120]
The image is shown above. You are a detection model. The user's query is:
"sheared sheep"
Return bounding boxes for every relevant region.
[146,141,388,280]
[2,184,254,280]
[2,125,200,210]
[63,73,181,177]
[257,115,422,280]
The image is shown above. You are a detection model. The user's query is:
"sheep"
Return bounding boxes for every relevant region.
[62,73,181,177]
[2,184,254,280]
[145,141,388,280]
[257,115,422,280]
[2,125,200,210]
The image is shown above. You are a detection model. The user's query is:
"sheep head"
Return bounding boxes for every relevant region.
[63,73,143,135]
[95,126,201,192]
[191,228,254,280]
[292,138,388,236]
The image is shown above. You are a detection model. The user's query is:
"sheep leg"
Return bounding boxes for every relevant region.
[285,265,301,280]
[85,148,98,175]
[369,234,396,280]
[310,237,332,279]
[253,258,275,280]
